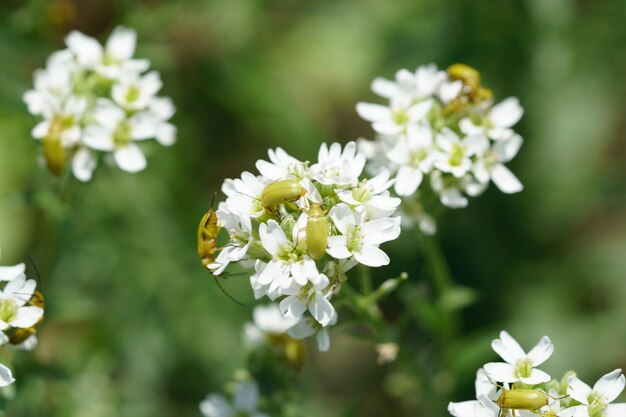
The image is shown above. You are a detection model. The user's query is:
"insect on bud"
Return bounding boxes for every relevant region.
[447,63,481,91]
[305,203,328,260]
[261,180,306,210]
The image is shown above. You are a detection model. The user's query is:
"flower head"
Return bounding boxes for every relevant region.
[484,331,554,385]
[24,26,175,181]
[565,370,626,417]
[356,63,524,218]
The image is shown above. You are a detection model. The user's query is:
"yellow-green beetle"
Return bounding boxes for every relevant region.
[197,196,221,269]
[497,388,549,416]
[261,179,306,212]
[305,203,328,260]
[42,134,66,176]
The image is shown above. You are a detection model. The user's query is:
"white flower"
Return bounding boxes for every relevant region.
[386,122,437,196]
[448,369,500,417]
[430,171,469,208]
[356,96,433,136]
[335,171,401,219]
[371,64,446,102]
[288,315,335,352]
[244,304,300,345]
[0,363,15,387]
[256,219,320,292]
[31,96,88,146]
[279,273,336,327]
[473,134,523,194]
[483,331,553,385]
[563,369,626,417]
[311,142,365,186]
[256,147,309,181]
[83,100,157,173]
[327,204,400,267]
[460,97,524,141]
[209,209,253,275]
[66,27,148,78]
[200,381,268,417]
[72,147,98,182]
[149,97,177,146]
[0,273,44,331]
[433,128,487,178]
[438,79,463,104]
[222,172,269,219]
[112,71,162,110]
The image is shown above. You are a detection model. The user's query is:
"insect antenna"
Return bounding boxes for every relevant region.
[212,275,245,307]
[27,256,43,287]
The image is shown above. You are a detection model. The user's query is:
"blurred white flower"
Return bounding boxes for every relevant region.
[0,363,15,387]
[484,331,553,385]
[244,304,300,345]
[448,369,500,417]
[24,26,175,181]
[288,315,335,352]
[460,97,523,141]
[200,381,268,417]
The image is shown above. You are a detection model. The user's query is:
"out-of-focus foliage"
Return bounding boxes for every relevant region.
[0,0,625,416]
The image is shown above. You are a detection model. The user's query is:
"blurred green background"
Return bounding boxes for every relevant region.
[1,0,625,416]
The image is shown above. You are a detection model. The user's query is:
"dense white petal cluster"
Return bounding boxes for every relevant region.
[358,63,523,212]
[448,331,626,417]
[0,262,47,387]
[24,26,175,181]
[208,142,401,346]
[200,380,268,417]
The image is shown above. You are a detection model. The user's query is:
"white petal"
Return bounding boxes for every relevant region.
[11,306,44,328]
[233,382,258,412]
[114,143,147,173]
[0,364,15,387]
[0,264,25,281]
[394,166,423,196]
[199,394,233,417]
[105,26,136,61]
[567,376,592,405]
[72,148,97,182]
[493,134,523,162]
[371,77,398,98]
[287,320,316,339]
[490,97,523,128]
[83,126,115,151]
[491,164,523,194]
[492,330,526,364]
[483,362,517,383]
[65,31,103,67]
[354,245,389,267]
[309,296,336,327]
[279,296,307,318]
[527,336,554,366]
[607,404,626,417]
[559,405,589,417]
[356,102,391,122]
[447,400,481,417]
[316,329,331,352]
[594,369,625,403]
[521,368,552,385]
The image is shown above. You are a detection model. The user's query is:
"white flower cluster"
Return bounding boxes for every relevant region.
[449,331,626,417]
[208,142,401,343]
[0,263,46,387]
[200,380,268,417]
[23,26,176,181]
[357,63,524,209]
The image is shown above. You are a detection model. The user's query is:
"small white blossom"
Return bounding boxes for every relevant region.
[0,363,15,387]
[564,369,626,417]
[460,97,523,141]
[327,204,400,267]
[244,304,300,345]
[473,134,523,194]
[448,369,500,417]
[200,381,268,417]
[484,331,553,385]
[287,315,335,352]
[356,96,432,136]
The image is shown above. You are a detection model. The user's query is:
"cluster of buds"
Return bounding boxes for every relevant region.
[357,63,524,214]
[23,26,176,181]
[449,331,626,417]
[199,142,402,348]
[0,263,46,386]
